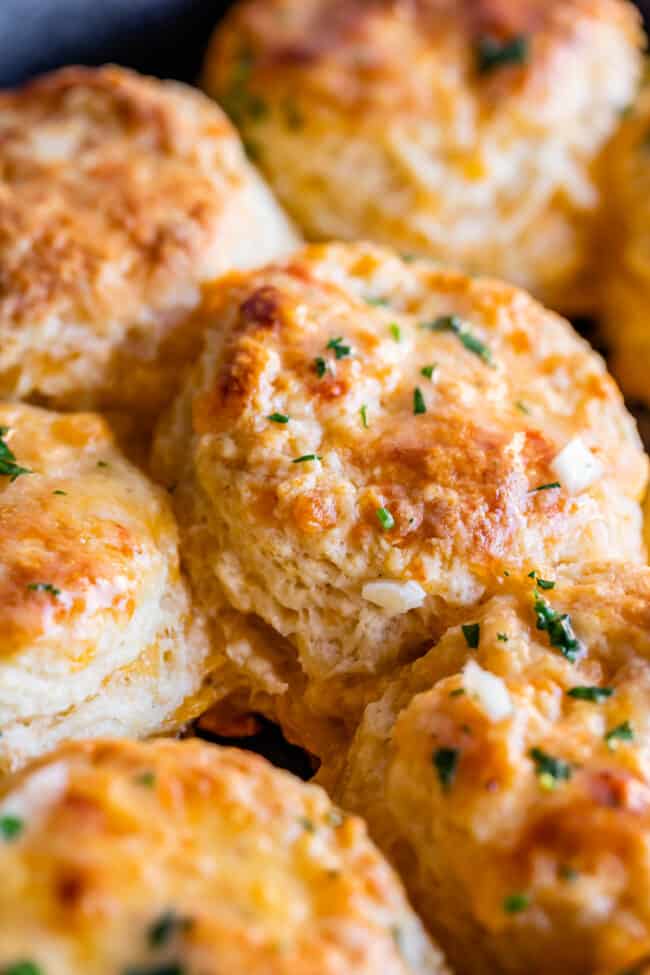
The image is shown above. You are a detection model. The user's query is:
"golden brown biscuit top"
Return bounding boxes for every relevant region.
[377,563,650,971]
[183,244,645,579]
[0,403,176,660]
[0,65,242,334]
[209,0,642,113]
[0,738,442,974]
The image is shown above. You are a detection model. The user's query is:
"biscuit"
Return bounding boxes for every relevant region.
[0,402,209,773]
[333,562,650,975]
[599,84,650,406]
[0,737,446,975]
[152,243,647,752]
[0,65,299,427]
[203,0,642,311]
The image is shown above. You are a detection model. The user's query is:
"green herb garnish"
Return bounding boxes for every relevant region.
[529,481,560,493]
[220,46,266,126]
[533,593,581,662]
[0,815,23,841]
[292,454,321,464]
[0,427,30,482]
[3,964,43,975]
[298,816,316,833]
[267,413,289,424]
[326,336,352,360]
[389,323,401,342]
[413,387,427,415]
[433,747,459,791]
[559,864,579,883]
[390,924,405,957]
[529,747,572,788]
[360,404,369,429]
[420,364,437,379]
[462,623,480,649]
[605,721,634,749]
[515,400,531,415]
[567,686,613,702]
[365,296,389,307]
[314,356,328,378]
[537,578,555,591]
[503,892,530,914]
[148,911,192,949]
[376,506,395,531]
[476,34,529,74]
[27,582,61,597]
[497,632,509,642]
[282,97,304,130]
[422,315,493,365]
[135,771,156,787]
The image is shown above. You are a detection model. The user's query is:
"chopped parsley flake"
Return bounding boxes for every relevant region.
[220,46,265,126]
[292,454,321,464]
[0,815,23,841]
[497,632,509,642]
[148,911,192,949]
[97,461,109,468]
[0,426,31,482]
[376,506,395,531]
[267,413,289,424]
[567,686,613,702]
[533,593,581,662]
[462,622,480,649]
[559,864,579,882]
[27,582,61,597]
[3,964,42,975]
[476,34,529,74]
[515,400,531,415]
[420,364,437,379]
[422,315,493,365]
[536,578,555,591]
[360,404,369,429]
[450,687,465,697]
[605,721,634,749]
[298,816,316,833]
[503,892,530,914]
[135,771,156,787]
[365,296,389,307]
[433,747,459,791]
[529,747,572,788]
[389,323,401,342]
[282,96,304,130]
[314,356,328,378]
[326,336,352,360]
[52,489,67,496]
[529,481,560,493]
[413,386,427,415]
[390,924,406,957]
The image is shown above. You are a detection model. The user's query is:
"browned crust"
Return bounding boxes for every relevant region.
[206,0,643,110]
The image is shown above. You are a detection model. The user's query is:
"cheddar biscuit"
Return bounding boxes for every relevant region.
[599,84,650,406]
[0,403,209,773]
[204,0,642,310]
[153,243,647,750]
[0,737,446,975]
[333,563,650,975]
[0,65,299,427]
